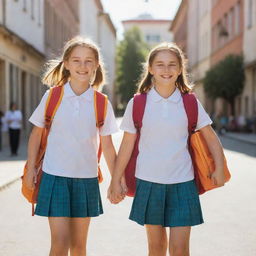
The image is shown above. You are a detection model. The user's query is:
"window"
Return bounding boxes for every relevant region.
[31,0,34,20]
[212,26,217,50]
[234,1,240,35]
[217,21,222,46]
[38,0,41,26]
[23,0,27,11]
[247,0,253,28]
[223,13,228,41]
[228,8,234,38]
[145,34,161,43]
[45,2,49,45]
[152,35,160,42]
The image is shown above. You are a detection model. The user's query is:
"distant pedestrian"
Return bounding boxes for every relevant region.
[23,36,119,256]
[5,102,22,156]
[109,42,226,256]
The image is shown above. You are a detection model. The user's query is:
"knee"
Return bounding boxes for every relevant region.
[70,242,86,255]
[148,240,167,255]
[50,246,69,256]
[50,237,70,255]
[170,245,189,256]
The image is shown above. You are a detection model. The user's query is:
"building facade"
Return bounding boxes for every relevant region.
[169,0,188,54]
[243,0,256,118]
[171,0,256,124]
[210,0,244,116]
[44,0,79,58]
[80,0,117,104]
[0,0,118,148]
[122,14,172,47]
[187,0,212,108]
[0,0,45,139]
[0,0,81,144]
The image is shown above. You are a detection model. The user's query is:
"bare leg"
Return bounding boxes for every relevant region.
[169,226,191,256]
[48,217,70,256]
[70,217,91,256]
[146,225,168,256]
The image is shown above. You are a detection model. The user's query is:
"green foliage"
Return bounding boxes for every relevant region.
[116,27,148,106]
[204,55,245,114]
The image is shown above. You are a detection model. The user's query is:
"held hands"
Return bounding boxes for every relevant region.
[211,168,225,187]
[23,168,37,190]
[108,176,128,204]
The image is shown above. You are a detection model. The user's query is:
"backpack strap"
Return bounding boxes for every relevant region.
[45,86,64,129]
[94,91,108,183]
[133,93,147,131]
[36,86,64,161]
[182,93,198,134]
[130,93,147,159]
[31,85,64,215]
[182,92,206,194]
[124,93,147,197]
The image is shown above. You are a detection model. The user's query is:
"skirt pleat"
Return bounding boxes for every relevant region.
[35,172,103,218]
[129,179,204,227]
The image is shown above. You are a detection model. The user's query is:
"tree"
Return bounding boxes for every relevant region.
[204,55,245,115]
[116,27,148,107]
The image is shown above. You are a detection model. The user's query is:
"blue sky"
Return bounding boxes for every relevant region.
[101,0,182,39]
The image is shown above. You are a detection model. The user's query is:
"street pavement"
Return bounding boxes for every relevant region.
[0,126,256,255]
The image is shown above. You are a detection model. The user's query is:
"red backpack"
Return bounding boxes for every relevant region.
[124,92,205,197]
[124,93,146,197]
[22,85,108,215]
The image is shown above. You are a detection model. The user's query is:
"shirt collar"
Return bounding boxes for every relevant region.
[64,82,93,101]
[148,86,181,103]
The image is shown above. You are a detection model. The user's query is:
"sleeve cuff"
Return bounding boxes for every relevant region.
[119,126,137,134]
[99,127,119,136]
[29,119,45,128]
[196,121,213,131]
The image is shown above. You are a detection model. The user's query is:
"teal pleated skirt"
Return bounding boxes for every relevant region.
[35,172,103,217]
[129,179,203,227]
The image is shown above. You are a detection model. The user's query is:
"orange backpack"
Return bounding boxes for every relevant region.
[21,85,108,215]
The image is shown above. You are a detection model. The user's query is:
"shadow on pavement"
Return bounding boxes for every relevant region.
[220,136,256,158]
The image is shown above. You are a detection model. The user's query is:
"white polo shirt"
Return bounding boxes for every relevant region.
[29,82,118,178]
[120,87,212,184]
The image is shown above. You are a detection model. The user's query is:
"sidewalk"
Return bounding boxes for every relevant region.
[0,138,27,190]
[223,132,256,145]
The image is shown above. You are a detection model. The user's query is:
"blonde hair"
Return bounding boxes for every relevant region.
[137,42,192,94]
[42,36,105,89]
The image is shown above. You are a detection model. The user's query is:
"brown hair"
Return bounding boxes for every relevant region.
[42,36,105,89]
[137,42,192,94]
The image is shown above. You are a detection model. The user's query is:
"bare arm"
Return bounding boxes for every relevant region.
[101,135,117,176]
[111,132,137,182]
[24,126,43,189]
[108,132,137,203]
[199,125,225,186]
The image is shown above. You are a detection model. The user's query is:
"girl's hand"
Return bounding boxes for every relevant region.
[211,168,225,187]
[108,180,125,204]
[23,168,37,190]
[120,176,128,195]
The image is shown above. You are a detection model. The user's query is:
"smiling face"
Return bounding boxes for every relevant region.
[149,50,181,87]
[64,46,99,85]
